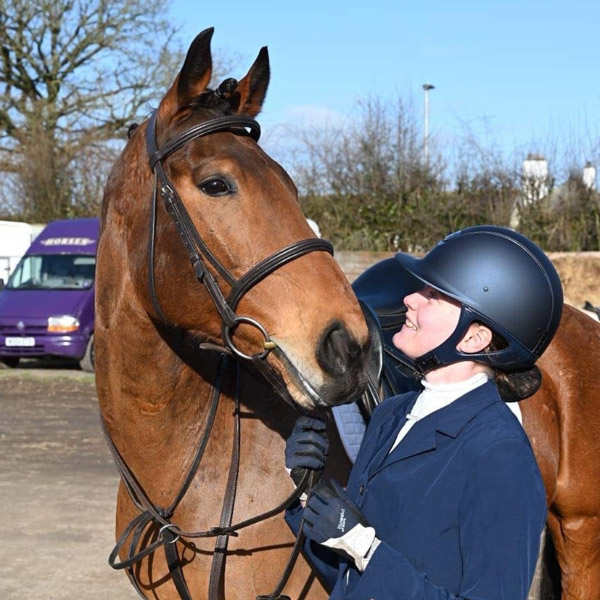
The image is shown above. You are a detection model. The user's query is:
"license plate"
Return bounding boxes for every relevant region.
[5,337,35,347]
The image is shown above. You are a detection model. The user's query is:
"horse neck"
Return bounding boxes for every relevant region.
[96,296,210,469]
[97,299,298,505]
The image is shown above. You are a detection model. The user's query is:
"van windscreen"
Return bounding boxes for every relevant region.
[7,254,96,290]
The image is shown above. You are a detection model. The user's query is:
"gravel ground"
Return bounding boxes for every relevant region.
[0,361,137,600]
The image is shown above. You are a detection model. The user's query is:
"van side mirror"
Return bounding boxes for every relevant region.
[0,278,4,291]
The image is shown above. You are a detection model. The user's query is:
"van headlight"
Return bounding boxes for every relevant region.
[47,316,80,333]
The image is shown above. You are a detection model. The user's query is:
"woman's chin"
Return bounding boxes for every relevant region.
[392,335,420,360]
[392,330,410,352]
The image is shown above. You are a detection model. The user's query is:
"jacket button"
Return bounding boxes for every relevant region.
[359,485,365,494]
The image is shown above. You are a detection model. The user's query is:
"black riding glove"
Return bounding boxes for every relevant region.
[302,479,377,569]
[285,416,328,487]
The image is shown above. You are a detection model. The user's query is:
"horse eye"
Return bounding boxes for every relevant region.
[199,177,233,197]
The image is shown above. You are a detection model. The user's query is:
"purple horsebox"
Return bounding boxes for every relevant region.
[0,218,99,371]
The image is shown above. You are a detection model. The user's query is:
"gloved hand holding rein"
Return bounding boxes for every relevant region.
[285,416,329,488]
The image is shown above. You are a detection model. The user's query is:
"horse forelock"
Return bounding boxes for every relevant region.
[189,88,236,114]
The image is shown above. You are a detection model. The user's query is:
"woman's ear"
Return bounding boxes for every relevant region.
[457,323,493,354]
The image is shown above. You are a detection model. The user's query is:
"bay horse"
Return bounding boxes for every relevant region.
[96,28,370,600]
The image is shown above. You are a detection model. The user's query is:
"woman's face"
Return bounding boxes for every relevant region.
[392,285,462,359]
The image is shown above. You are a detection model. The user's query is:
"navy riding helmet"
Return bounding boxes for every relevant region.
[394,225,564,374]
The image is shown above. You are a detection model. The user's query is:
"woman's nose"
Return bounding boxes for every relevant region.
[403,291,419,310]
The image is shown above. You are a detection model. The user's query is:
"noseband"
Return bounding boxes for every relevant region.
[145,110,334,360]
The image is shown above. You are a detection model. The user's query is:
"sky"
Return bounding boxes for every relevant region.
[168,0,600,169]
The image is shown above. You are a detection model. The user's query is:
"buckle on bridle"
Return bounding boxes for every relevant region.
[160,185,176,204]
[209,526,239,537]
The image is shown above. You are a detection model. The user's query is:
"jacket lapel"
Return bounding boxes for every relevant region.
[386,423,438,462]
[366,396,416,476]
[369,380,502,476]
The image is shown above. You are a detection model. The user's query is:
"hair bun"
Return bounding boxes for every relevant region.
[496,365,542,402]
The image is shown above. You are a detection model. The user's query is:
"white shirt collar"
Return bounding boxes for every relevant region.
[410,372,490,420]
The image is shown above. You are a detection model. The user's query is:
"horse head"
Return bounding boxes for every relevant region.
[100,28,373,411]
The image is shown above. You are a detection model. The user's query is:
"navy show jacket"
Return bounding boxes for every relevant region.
[286,380,546,600]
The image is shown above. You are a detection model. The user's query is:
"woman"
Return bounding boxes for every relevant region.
[285,225,563,600]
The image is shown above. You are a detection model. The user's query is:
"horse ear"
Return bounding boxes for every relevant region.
[158,28,214,121]
[229,47,270,116]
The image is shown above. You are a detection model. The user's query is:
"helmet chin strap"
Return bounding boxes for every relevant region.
[414,306,481,373]
[393,304,537,377]
[392,306,479,378]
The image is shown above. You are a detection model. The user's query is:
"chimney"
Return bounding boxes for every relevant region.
[583,162,596,190]
[522,154,549,203]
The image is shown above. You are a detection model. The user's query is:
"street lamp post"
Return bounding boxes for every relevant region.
[422,83,435,164]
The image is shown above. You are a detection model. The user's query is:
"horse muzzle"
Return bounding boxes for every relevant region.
[306,301,383,408]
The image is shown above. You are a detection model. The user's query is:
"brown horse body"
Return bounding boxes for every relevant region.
[97,29,600,600]
[96,29,364,600]
[96,333,346,599]
[522,304,600,599]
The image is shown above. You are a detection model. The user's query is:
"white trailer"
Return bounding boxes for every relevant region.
[0,221,35,285]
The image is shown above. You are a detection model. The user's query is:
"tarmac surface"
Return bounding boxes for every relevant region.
[0,360,137,599]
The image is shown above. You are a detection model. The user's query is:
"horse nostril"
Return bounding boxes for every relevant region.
[317,321,362,377]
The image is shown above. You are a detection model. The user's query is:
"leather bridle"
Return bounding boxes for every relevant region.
[103,110,332,600]
[145,109,334,360]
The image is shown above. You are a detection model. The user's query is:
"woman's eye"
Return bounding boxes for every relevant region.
[199,177,233,196]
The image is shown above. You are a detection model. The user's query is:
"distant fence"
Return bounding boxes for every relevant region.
[335,251,600,309]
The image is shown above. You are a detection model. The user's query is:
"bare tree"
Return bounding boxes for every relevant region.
[291,95,447,251]
[0,0,183,220]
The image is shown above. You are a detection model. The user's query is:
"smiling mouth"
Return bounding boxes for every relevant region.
[405,318,418,331]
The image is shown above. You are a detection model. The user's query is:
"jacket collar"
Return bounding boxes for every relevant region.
[371,380,501,470]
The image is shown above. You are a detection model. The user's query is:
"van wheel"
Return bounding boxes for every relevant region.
[79,334,94,373]
[1,357,20,368]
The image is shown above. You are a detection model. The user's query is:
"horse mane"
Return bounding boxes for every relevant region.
[120,76,241,145]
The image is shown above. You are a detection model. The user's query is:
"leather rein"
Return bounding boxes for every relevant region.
[102,110,330,600]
